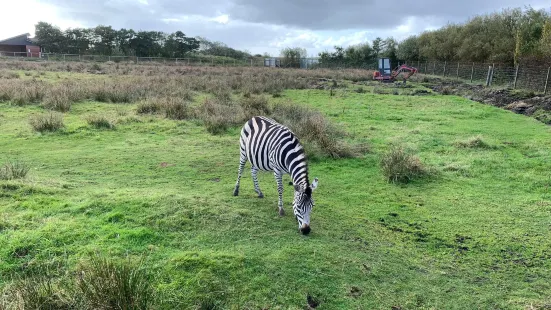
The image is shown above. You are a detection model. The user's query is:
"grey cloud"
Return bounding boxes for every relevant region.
[228,0,550,30]
[32,0,551,55]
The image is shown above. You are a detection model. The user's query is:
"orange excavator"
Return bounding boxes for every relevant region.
[373,57,417,83]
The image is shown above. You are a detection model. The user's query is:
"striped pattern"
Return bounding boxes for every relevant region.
[233,116,318,234]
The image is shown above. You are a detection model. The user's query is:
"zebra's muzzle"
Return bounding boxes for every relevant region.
[300,224,311,235]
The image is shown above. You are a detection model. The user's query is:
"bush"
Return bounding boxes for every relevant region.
[239,95,271,119]
[43,87,72,112]
[29,112,65,132]
[200,98,245,134]
[441,86,454,95]
[90,63,102,71]
[76,255,152,310]
[0,80,46,105]
[162,97,193,120]
[272,101,363,159]
[136,99,163,114]
[380,144,427,183]
[0,160,30,180]
[86,115,115,129]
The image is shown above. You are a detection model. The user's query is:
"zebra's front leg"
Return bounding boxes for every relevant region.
[251,167,264,198]
[274,170,285,216]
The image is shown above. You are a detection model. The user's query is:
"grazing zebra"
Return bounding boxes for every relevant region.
[233,116,319,235]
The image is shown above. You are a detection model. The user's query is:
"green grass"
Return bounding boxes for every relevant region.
[1,72,551,309]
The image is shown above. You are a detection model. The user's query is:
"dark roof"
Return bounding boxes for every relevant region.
[0,33,39,46]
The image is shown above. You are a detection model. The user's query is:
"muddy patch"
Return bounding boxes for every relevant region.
[423,76,551,124]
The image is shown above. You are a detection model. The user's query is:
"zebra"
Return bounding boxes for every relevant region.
[233,116,319,235]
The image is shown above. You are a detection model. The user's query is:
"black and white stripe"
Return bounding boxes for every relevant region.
[233,116,319,235]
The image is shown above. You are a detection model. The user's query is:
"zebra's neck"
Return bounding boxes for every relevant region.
[289,162,309,189]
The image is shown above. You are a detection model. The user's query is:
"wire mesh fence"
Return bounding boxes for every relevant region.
[1,51,550,94]
[407,60,551,94]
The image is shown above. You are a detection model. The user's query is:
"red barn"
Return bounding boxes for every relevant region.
[0,33,41,57]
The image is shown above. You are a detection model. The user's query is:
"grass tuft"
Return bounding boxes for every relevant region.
[162,97,194,120]
[380,144,428,183]
[272,101,363,159]
[2,277,75,310]
[239,95,271,119]
[136,99,163,115]
[200,98,245,134]
[456,135,491,149]
[43,87,73,112]
[0,160,30,180]
[76,255,153,310]
[29,112,65,132]
[86,115,115,129]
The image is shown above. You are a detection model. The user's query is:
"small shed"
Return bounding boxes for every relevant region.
[0,33,41,57]
[264,57,281,67]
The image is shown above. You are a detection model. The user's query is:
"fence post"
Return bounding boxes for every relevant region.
[424,62,427,74]
[63,54,66,61]
[544,66,550,95]
[108,56,111,62]
[513,65,519,89]
[486,64,495,87]
[443,61,447,76]
[490,63,494,86]
[456,63,460,79]
[470,62,474,83]
[433,62,436,75]
[250,59,252,67]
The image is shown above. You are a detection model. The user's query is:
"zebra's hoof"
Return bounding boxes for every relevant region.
[257,193,264,198]
[279,208,285,216]
[233,189,239,196]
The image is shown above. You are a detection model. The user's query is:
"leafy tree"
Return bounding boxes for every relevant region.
[35,22,65,53]
[92,25,117,55]
[372,37,383,57]
[64,28,92,54]
[280,47,306,68]
[397,36,420,61]
[129,31,165,57]
[540,19,551,58]
[382,37,398,64]
[164,31,199,58]
[116,29,136,56]
[197,36,250,59]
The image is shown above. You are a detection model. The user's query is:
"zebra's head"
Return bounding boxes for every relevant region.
[293,178,319,235]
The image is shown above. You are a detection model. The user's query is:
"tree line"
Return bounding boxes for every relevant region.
[315,6,550,67]
[34,22,252,59]
[397,7,551,65]
[316,37,398,68]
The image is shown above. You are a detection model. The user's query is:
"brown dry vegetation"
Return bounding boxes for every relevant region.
[0,60,371,159]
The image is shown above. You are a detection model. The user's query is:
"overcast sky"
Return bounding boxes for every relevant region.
[1,0,549,56]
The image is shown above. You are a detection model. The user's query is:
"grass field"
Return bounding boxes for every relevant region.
[1,62,551,309]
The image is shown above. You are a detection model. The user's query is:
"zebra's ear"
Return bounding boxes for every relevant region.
[311,178,319,191]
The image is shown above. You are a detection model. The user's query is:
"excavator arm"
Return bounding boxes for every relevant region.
[391,64,417,80]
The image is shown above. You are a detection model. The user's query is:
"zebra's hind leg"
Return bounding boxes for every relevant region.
[274,170,285,216]
[251,167,264,198]
[233,154,247,196]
